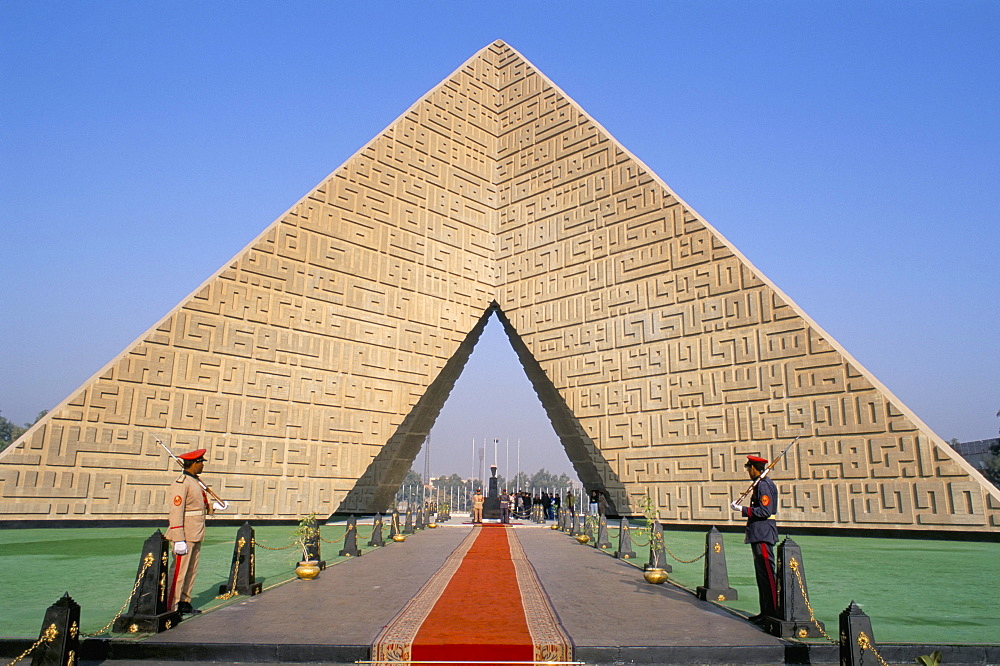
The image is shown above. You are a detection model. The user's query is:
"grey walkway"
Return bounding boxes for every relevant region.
[97,523,807,664]
[516,527,785,664]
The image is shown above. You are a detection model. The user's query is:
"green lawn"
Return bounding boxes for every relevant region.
[1,523,998,645]
[605,524,1000,645]
[0,522,383,638]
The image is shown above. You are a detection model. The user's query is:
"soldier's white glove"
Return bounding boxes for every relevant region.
[730,501,742,512]
[213,501,227,511]
[173,540,189,555]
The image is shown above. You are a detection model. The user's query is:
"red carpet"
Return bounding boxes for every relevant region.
[372,525,571,664]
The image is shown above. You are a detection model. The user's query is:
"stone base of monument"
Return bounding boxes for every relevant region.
[112,608,183,634]
[696,585,738,603]
[760,615,826,640]
[218,581,264,595]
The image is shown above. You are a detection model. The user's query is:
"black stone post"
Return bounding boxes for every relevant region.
[595,515,612,550]
[644,522,672,573]
[369,513,385,547]
[569,511,580,536]
[304,517,327,570]
[113,530,181,633]
[840,601,876,666]
[403,509,414,534]
[415,507,424,530]
[31,593,79,666]
[389,510,401,539]
[218,523,263,597]
[614,518,636,560]
[763,537,825,638]
[696,527,737,602]
[339,515,362,557]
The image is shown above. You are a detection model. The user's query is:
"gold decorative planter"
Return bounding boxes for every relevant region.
[392,534,406,542]
[550,524,559,530]
[643,567,668,584]
[428,523,438,528]
[295,561,321,580]
[575,534,590,544]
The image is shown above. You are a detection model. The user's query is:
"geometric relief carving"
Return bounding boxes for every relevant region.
[1,41,997,532]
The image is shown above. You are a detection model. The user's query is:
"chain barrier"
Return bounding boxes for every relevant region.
[787,557,836,644]
[614,527,702,563]
[662,542,705,564]
[5,623,57,666]
[250,522,385,551]
[215,537,245,600]
[84,553,155,637]
[629,530,650,547]
[857,631,890,666]
[359,523,386,540]
[253,537,297,551]
[318,524,351,545]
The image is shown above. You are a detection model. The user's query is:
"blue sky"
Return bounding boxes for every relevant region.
[1,1,997,479]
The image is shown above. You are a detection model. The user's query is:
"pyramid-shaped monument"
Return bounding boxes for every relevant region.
[2,41,997,532]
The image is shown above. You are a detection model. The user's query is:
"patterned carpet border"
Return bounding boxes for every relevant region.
[507,529,573,662]
[371,526,480,662]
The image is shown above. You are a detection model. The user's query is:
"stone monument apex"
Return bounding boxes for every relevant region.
[1,41,997,532]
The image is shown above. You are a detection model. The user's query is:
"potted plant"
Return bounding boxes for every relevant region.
[637,495,668,584]
[292,513,321,580]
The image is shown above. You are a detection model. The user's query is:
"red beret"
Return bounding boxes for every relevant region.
[179,449,207,461]
[746,455,768,463]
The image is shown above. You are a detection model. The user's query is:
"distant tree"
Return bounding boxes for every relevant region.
[0,410,47,453]
[431,473,479,495]
[0,412,19,450]
[402,468,423,487]
[510,471,531,492]
[527,469,573,496]
[987,411,1000,488]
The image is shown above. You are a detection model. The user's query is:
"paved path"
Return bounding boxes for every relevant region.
[121,522,792,664]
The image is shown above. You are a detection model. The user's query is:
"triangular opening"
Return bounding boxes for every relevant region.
[335,304,625,516]
[420,310,574,484]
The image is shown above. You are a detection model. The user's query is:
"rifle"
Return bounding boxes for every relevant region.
[732,436,799,505]
[155,437,228,509]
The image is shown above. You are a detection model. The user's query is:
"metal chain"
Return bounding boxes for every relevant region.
[857,631,890,666]
[318,523,351,544]
[215,537,245,600]
[788,557,836,644]
[629,531,650,547]
[84,553,155,637]
[5,623,57,666]
[253,537,297,551]
[359,523,385,540]
[663,542,706,564]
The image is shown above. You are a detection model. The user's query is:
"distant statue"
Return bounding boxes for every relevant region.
[485,464,500,520]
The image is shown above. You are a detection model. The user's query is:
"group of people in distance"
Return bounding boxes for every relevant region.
[468,488,572,523]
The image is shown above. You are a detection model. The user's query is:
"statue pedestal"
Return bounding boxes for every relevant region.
[484,470,500,520]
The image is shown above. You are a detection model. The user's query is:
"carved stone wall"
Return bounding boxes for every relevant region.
[2,41,997,531]
[0,49,500,519]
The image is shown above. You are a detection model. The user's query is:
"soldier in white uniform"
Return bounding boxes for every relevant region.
[165,448,221,614]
